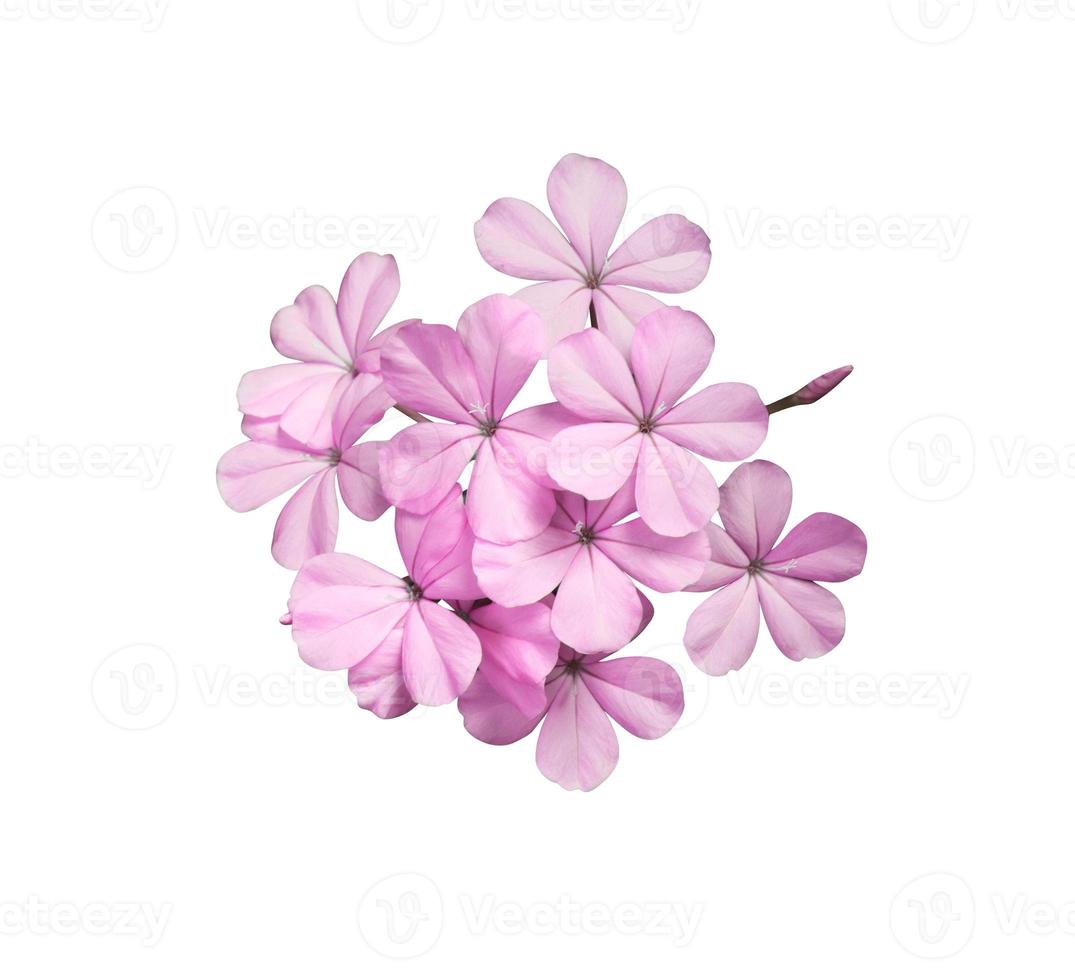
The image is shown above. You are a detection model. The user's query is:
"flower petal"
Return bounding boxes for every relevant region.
[475,197,585,281]
[271,469,339,569]
[595,518,709,592]
[336,252,399,360]
[458,670,545,745]
[547,422,642,501]
[495,402,583,490]
[547,327,643,422]
[237,363,342,428]
[217,441,326,512]
[395,485,482,600]
[684,523,750,593]
[603,214,712,292]
[473,526,579,607]
[536,673,619,792]
[401,601,482,706]
[582,657,684,738]
[764,513,867,583]
[656,383,769,461]
[270,285,348,366]
[380,423,481,514]
[456,294,545,420]
[716,460,793,560]
[347,628,416,719]
[379,321,483,424]
[468,438,556,545]
[469,601,559,718]
[514,280,593,352]
[338,441,389,521]
[635,433,720,536]
[755,574,846,661]
[684,575,760,676]
[330,373,394,451]
[630,307,714,417]
[591,285,664,357]
[552,546,643,654]
[546,153,626,280]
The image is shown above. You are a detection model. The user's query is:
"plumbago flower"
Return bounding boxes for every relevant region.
[459,598,683,792]
[378,294,575,544]
[238,252,411,448]
[475,153,711,354]
[218,374,392,569]
[473,482,709,654]
[547,307,769,536]
[684,461,867,675]
[287,486,486,706]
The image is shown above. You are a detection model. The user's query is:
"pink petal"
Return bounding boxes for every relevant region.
[347,628,416,719]
[278,371,351,450]
[582,657,684,739]
[468,601,559,718]
[472,525,579,607]
[395,485,482,600]
[595,518,709,592]
[583,481,638,532]
[656,383,769,461]
[552,546,644,654]
[591,285,664,358]
[458,670,545,746]
[685,523,750,593]
[496,402,584,490]
[474,197,586,281]
[353,318,417,374]
[629,307,714,416]
[269,285,348,367]
[603,214,712,292]
[536,673,619,792]
[457,294,545,420]
[468,438,556,545]
[330,373,394,450]
[547,327,643,422]
[634,434,720,536]
[547,422,642,501]
[514,280,593,352]
[289,554,409,671]
[237,363,342,426]
[271,468,340,570]
[217,440,326,512]
[764,513,868,583]
[380,423,482,514]
[546,153,626,280]
[401,601,482,706]
[684,575,761,676]
[379,321,483,425]
[338,441,389,521]
[716,460,793,560]
[336,252,399,360]
[755,574,846,661]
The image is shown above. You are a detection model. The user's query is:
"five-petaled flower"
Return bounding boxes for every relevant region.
[475,153,711,355]
[684,460,867,675]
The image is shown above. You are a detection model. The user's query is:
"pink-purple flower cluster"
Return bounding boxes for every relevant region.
[218,154,867,791]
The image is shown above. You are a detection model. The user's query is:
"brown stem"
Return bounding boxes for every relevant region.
[394,404,432,424]
[588,298,598,330]
[766,365,854,415]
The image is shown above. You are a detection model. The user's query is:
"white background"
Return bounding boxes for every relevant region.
[2,0,1073,975]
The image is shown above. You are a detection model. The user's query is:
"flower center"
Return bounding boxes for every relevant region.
[403,576,423,601]
[469,402,497,437]
[574,521,595,545]
[638,402,667,434]
[747,559,764,575]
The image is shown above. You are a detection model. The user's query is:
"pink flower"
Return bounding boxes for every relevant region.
[217,374,393,569]
[684,460,867,675]
[287,486,484,706]
[378,294,577,544]
[472,482,709,654]
[546,306,769,537]
[475,153,711,355]
[238,252,413,448]
[458,608,683,792]
[347,599,560,721]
